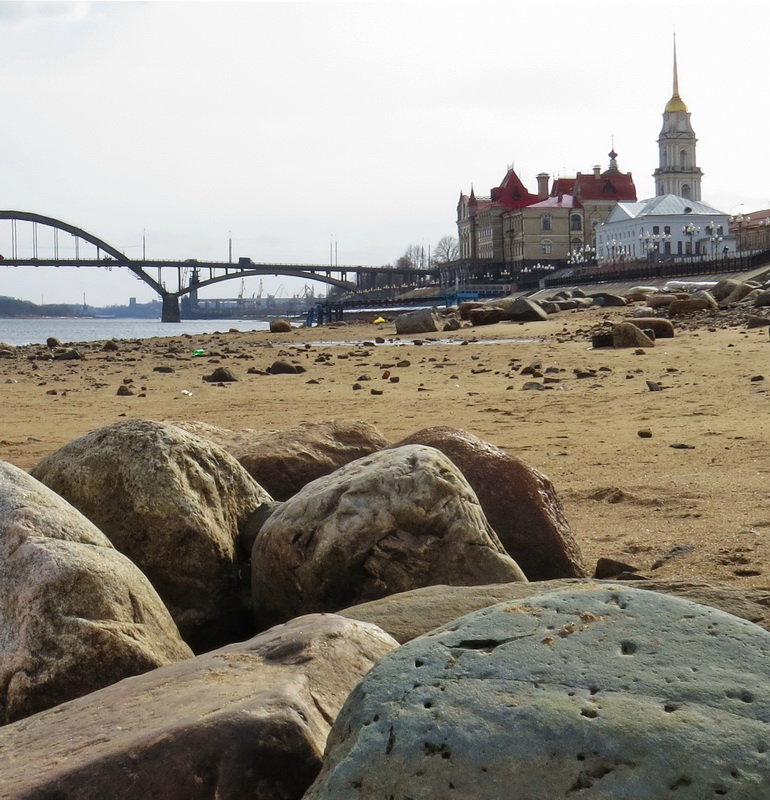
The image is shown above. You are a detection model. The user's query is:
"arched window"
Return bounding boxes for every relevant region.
[541,239,553,255]
[681,184,691,199]
[540,214,552,231]
[662,150,667,168]
[570,214,582,231]
[680,149,687,169]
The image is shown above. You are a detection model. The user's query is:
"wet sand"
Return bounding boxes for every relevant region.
[1,306,768,588]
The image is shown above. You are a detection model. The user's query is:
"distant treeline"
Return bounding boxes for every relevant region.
[0,296,82,317]
[0,296,165,319]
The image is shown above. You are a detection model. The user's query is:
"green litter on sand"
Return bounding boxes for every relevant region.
[192,349,207,357]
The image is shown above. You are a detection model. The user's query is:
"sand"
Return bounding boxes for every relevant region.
[1,306,768,589]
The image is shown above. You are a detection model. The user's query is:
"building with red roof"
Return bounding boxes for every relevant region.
[457,151,637,267]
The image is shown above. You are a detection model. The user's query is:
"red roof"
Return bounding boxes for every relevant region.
[575,171,636,202]
[489,168,539,209]
[551,177,576,196]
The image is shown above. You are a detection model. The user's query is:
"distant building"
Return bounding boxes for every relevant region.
[596,194,734,263]
[730,209,770,253]
[456,152,637,267]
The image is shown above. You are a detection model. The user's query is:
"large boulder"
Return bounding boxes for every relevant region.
[501,296,549,321]
[307,586,770,799]
[236,420,391,501]
[754,290,770,308]
[394,427,585,579]
[468,306,505,326]
[611,322,654,348]
[621,317,675,338]
[0,462,192,725]
[394,307,441,335]
[31,419,272,651]
[340,578,770,644]
[251,445,526,629]
[668,293,717,315]
[0,614,397,800]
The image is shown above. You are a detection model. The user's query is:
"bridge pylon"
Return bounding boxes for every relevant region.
[161,294,181,323]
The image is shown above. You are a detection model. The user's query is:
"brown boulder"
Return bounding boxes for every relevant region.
[31,419,272,651]
[458,301,485,320]
[647,293,679,308]
[236,419,390,501]
[621,317,675,338]
[468,306,505,326]
[340,578,770,644]
[251,445,526,629]
[394,427,585,580]
[668,294,717,316]
[0,614,398,800]
[612,322,655,348]
[269,319,292,333]
[0,461,191,724]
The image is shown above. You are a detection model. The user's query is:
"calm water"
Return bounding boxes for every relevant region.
[0,317,270,346]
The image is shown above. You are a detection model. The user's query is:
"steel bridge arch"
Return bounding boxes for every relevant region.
[0,210,164,294]
[173,267,357,297]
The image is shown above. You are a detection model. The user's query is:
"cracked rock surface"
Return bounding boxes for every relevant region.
[305,585,770,799]
[251,445,526,629]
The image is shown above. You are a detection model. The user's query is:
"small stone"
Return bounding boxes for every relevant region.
[116,385,134,396]
[670,443,695,449]
[594,557,640,579]
[646,381,663,391]
[750,375,765,382]
[370,388,383,395]
[203,367,238,382]
[637,428,653,438]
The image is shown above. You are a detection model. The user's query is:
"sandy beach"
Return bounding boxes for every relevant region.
[1,305,768,589]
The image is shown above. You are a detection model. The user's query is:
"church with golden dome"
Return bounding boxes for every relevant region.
[652,36,703,200]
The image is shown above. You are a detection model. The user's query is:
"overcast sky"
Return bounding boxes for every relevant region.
[0,0,768,306]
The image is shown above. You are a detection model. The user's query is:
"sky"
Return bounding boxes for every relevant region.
[0,0,768,306]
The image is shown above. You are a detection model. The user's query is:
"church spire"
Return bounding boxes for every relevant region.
[665,33,687,113]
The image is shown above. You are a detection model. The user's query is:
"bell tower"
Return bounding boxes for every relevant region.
[653,35,702,200]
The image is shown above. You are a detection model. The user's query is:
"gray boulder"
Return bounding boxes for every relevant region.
[307,585,770,799]
[0,614,398,800]
[251,445,526,629]
[754,290,770,307]
[340,577,770,644]
[394,307,441,335]
[622,317,675,338]
[504,296,549,321]
[393,427,586,579]
[31,419,272,651]
[0,461,191,725]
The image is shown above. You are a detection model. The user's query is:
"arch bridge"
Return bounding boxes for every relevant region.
[0,212,438,321]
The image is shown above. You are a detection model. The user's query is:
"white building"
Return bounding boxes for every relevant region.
[596,194,735,263]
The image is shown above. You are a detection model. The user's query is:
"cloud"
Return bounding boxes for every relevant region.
[0,1,90,25]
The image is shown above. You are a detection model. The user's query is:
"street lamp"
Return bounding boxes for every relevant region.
[682,223,700,260]
[639,232,670,263]
[704,222,723,259]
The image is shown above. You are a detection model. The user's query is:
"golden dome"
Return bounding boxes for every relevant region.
[665,92,688,113]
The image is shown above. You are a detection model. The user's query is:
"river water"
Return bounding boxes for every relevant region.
[0,318,271,347]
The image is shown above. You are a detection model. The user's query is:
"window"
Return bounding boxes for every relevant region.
[541,239,553,255]
[664,225,671,235]
[653,226,660,235]
[664,242,671,254]
[682,184,691,199]
[680,150,687,169]
[570,214,582,231]
[677,241,683,254]
[541,214,552,231]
